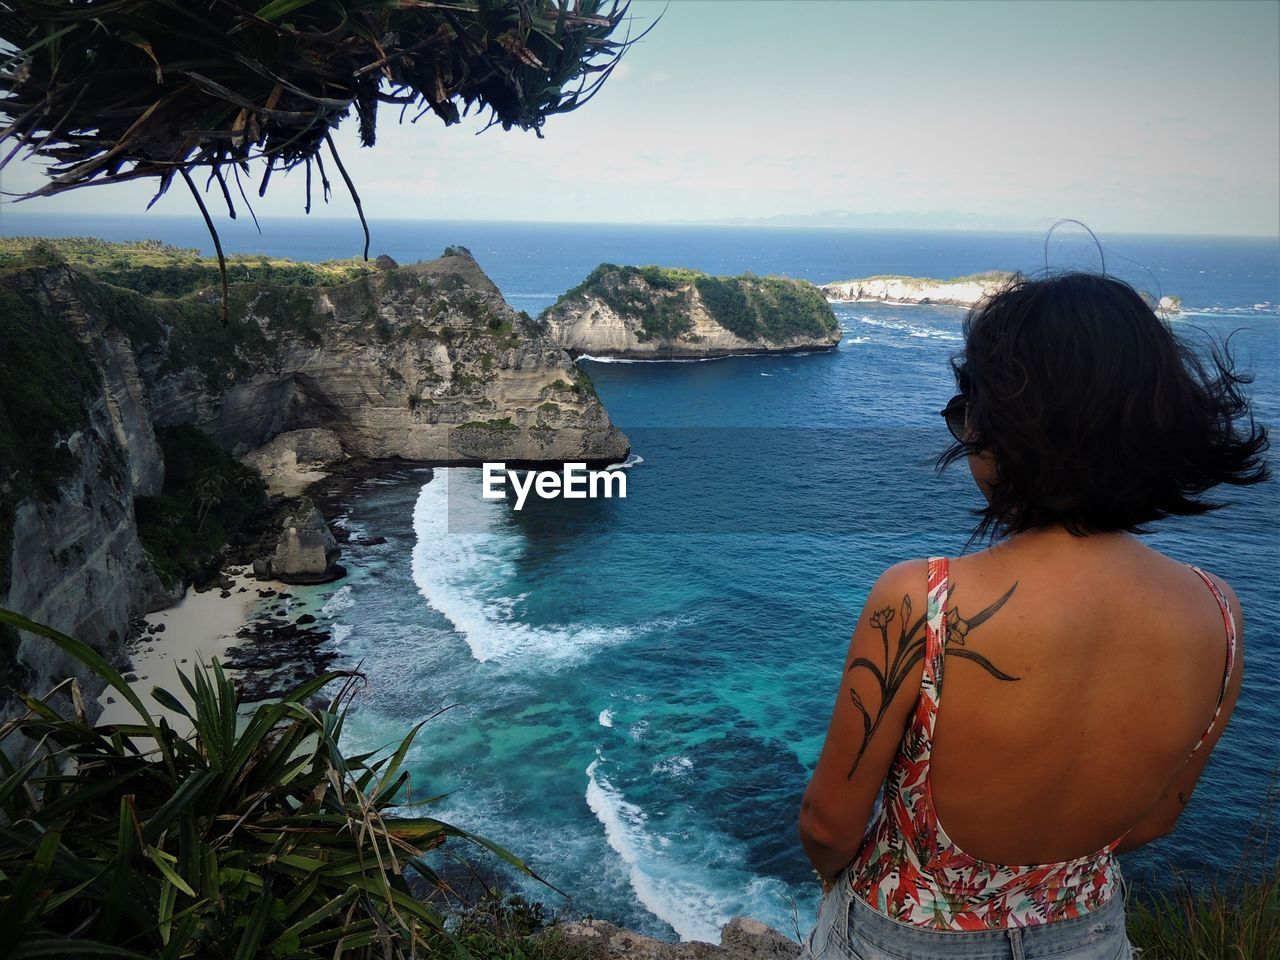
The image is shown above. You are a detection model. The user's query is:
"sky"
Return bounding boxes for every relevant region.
[1,0,1278,237]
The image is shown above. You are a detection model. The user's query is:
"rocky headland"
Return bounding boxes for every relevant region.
[821,272,1182,314]
[541,264,841,359]
[0,238,628,719]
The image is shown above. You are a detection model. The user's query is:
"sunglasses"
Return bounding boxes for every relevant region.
[940,394,968,443]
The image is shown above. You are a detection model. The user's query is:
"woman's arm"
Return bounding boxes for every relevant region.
[798,559,929,883]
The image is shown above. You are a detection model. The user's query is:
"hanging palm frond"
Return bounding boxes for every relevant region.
[0,0,650,317]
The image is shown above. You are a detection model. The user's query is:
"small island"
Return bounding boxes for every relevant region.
[541,264,842,359]
[821,272,1016,307]
[822,271,1182,314]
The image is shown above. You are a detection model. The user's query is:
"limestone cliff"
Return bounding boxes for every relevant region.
[541,265,841,360]
[0,264,174,719]
[0,245,627,715]
[140,252,629,476]
[820,273,1016,308]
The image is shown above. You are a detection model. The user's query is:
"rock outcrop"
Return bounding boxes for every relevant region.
[258,505,344,585]
[142,251,629,477]
[242,428,344,496]
[820,273,1015,308]
[542,265,841,360]
[550,917,801,960]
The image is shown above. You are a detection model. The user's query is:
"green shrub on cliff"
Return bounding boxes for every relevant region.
[135,426,268,589]
[0,237,377,299]
[752,277,836,342]
[693,275,756,339]
[548,264,837,344]
[0,608,539,959]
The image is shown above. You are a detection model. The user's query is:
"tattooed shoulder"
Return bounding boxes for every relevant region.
[845,582,1020,779]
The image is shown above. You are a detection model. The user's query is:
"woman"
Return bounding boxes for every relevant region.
[797,272,1269,959]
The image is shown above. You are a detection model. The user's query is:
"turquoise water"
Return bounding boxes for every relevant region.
[6,214,1278,939]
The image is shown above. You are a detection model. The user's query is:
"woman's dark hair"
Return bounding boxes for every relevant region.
[939,271,1270,540]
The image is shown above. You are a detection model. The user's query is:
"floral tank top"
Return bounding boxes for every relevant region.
[847,556,1237,930]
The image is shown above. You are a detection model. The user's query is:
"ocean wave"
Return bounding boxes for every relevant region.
[332,624,353,645]
[606,453,645,470]
[585,756,794,943]
[577,353,731,364]
[1176,306,1280,319]
[411,469,661,664]
[650,755,694,778]
[855,315,963,342]
[599,709,615,728]
[322,585,355,615]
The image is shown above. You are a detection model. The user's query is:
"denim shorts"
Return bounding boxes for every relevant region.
[800,871,1134,960]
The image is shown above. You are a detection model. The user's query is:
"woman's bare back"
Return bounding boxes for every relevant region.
[927,526,1243,865]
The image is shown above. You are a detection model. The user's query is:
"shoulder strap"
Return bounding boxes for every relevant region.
[1186,565,1238,756]
[918,557,950,745]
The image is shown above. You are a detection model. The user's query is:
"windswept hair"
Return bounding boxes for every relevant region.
[939,272,1270,540]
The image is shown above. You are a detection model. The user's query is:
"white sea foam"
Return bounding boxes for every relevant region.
[322,585,355,615]
[606,453,645,470]
[599,709,615,728]
[585,757,793,943]
[1179,307,1280,319]
[411,469,657,664]
[332,624,353,645]
[586,758,723,942]
[650,755,694,778]
[629,720,650,741]
[577,353,734,364]
[855,315,963,342]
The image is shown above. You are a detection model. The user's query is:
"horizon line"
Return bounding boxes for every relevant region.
[1,208,1276,242]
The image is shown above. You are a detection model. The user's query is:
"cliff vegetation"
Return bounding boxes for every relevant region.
[134,426,268,591]
[0,236,379,298]
[543,264,840,358]
[0,615,551,959]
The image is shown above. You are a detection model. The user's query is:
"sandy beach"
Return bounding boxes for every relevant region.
[95,566,287,735]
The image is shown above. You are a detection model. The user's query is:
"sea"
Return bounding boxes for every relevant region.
[4,212,1278,941]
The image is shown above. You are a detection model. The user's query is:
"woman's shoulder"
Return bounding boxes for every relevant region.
[868,558,931,600]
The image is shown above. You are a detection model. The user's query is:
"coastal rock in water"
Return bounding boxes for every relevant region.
[541,264,842,360]
[267,507,344,585]
[549,917,800,960]
[820,273,1015,307]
